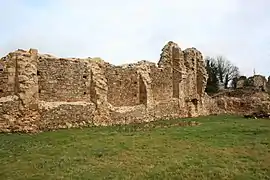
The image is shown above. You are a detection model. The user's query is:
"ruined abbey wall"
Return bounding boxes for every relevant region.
[236,75,268,92]
[0,41,211,132]
[38,57,92,102]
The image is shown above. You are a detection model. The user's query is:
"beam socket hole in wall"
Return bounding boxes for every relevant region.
[84,92,87,95]
[191,98,198,112]
[192,58,195,66]
[83,75,87,79]
[191,98,198,105]
[37,70,40,76]
[134,81,137,85]
[191,68,194,71]
[38,89,41,93]
[0,89,3,93]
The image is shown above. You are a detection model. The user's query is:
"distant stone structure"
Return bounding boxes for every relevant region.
[215,74,270,115]
[236,76,247,89]
[236,75,268,92]
[0,41,213,132]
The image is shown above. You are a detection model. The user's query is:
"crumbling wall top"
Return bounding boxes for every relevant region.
[236,75,268,92]
[158,41,181,68]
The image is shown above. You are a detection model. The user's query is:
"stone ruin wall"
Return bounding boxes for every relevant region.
[267,76,270,91]
[0,41,213,132]
[212,74,270,115]
[236,75,269,92]
[213,90,270,116]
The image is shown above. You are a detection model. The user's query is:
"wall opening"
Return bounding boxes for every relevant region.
[139,75,147,105]
[0,64,3,72]
[191,98,198,112]
[240,102,244,107]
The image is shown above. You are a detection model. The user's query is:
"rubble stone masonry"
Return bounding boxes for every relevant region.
[0,41,215,132]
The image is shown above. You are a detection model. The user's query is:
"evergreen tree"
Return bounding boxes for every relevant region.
[205,57,219,94]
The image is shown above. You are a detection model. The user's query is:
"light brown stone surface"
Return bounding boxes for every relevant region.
[0,41,229,133]
[236,76,247,89]
[213,90,270,115]
[248,75,268,92]
[267,76,270,92]
[236,75,268,92]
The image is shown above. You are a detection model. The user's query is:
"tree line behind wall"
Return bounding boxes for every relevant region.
[205,56,240,95]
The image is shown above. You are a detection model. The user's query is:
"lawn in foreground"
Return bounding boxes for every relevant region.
[0,115,270,180]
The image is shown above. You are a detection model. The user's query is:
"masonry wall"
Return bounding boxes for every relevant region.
[0,54,17,97]
[38,57,91,102]
[0,41,211,133]
[236,75,268,92]
[267,77,270,92]
[16,49,39,109]
[183,49,198,99]
[105,65,140,107]
[251,75,267,91]
[195,52,206,96]
[150,66,172,101]
[39,102,96,130]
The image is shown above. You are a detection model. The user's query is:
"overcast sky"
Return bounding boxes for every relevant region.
[0,0,269,76]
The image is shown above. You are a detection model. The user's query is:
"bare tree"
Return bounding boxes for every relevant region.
[208,56,240,89]
[226,64,240,88]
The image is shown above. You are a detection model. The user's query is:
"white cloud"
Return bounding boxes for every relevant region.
[0,0,269,76]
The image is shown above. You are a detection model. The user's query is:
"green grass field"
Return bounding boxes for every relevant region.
[1,115,270,180]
